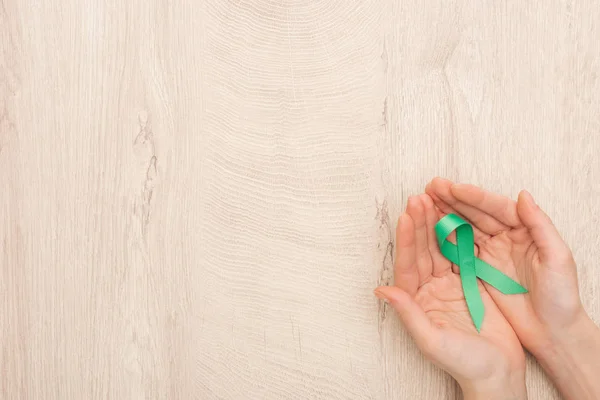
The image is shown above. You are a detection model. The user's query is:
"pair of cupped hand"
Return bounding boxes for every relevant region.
[375,178,589,399]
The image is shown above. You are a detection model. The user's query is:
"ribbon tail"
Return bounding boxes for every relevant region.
[438,243,528,295]
[475,259,528,294]
[455,223,485,332]
[460,269,485,332]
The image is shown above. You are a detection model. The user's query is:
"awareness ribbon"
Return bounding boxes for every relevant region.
[435,214,527,332]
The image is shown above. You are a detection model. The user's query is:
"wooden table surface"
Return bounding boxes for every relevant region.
[1,1,599,399]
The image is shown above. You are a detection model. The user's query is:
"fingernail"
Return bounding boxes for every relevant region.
[398,213,408,225]
[407,196,421,209]
[522,190,537,207]
[374,288,389,303]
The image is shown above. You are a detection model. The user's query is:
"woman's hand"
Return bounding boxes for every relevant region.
[375,194,527,400]
[425,178,586,353]
[425,177,600,400]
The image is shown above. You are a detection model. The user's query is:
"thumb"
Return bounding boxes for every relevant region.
[375,286,440,354]
[517,190,571,262]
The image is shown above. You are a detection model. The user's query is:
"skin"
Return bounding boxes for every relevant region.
[375,194,527,400]
[423,177,600,400]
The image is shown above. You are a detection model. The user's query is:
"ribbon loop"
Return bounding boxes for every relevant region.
[435,214,527,332]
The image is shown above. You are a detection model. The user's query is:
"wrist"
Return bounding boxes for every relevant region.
[460,372,527,400]
[533,313,600,400]
[534,311,598,362]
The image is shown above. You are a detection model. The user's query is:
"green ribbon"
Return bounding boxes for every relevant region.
[435,214,527,332]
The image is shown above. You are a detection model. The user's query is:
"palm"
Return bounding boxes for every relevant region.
[392,194,524,384]
[416,272,523,377]
[478,227,538,293]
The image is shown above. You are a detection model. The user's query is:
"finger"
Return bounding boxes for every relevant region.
[406,196,433,285]
[517,190,572,263]
[425,184,490,243]
[374,286,441,355]
[430,177,507,235]
[394,213,420,296]
[426,182,482,274]
[421,194,452,276]
[451,183,521,227]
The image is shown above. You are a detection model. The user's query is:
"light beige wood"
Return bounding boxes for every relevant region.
[1,1,599,399]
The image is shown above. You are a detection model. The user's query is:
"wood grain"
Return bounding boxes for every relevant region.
[1,1,599,399]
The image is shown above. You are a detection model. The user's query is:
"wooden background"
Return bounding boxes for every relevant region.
[1,1,599,399]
